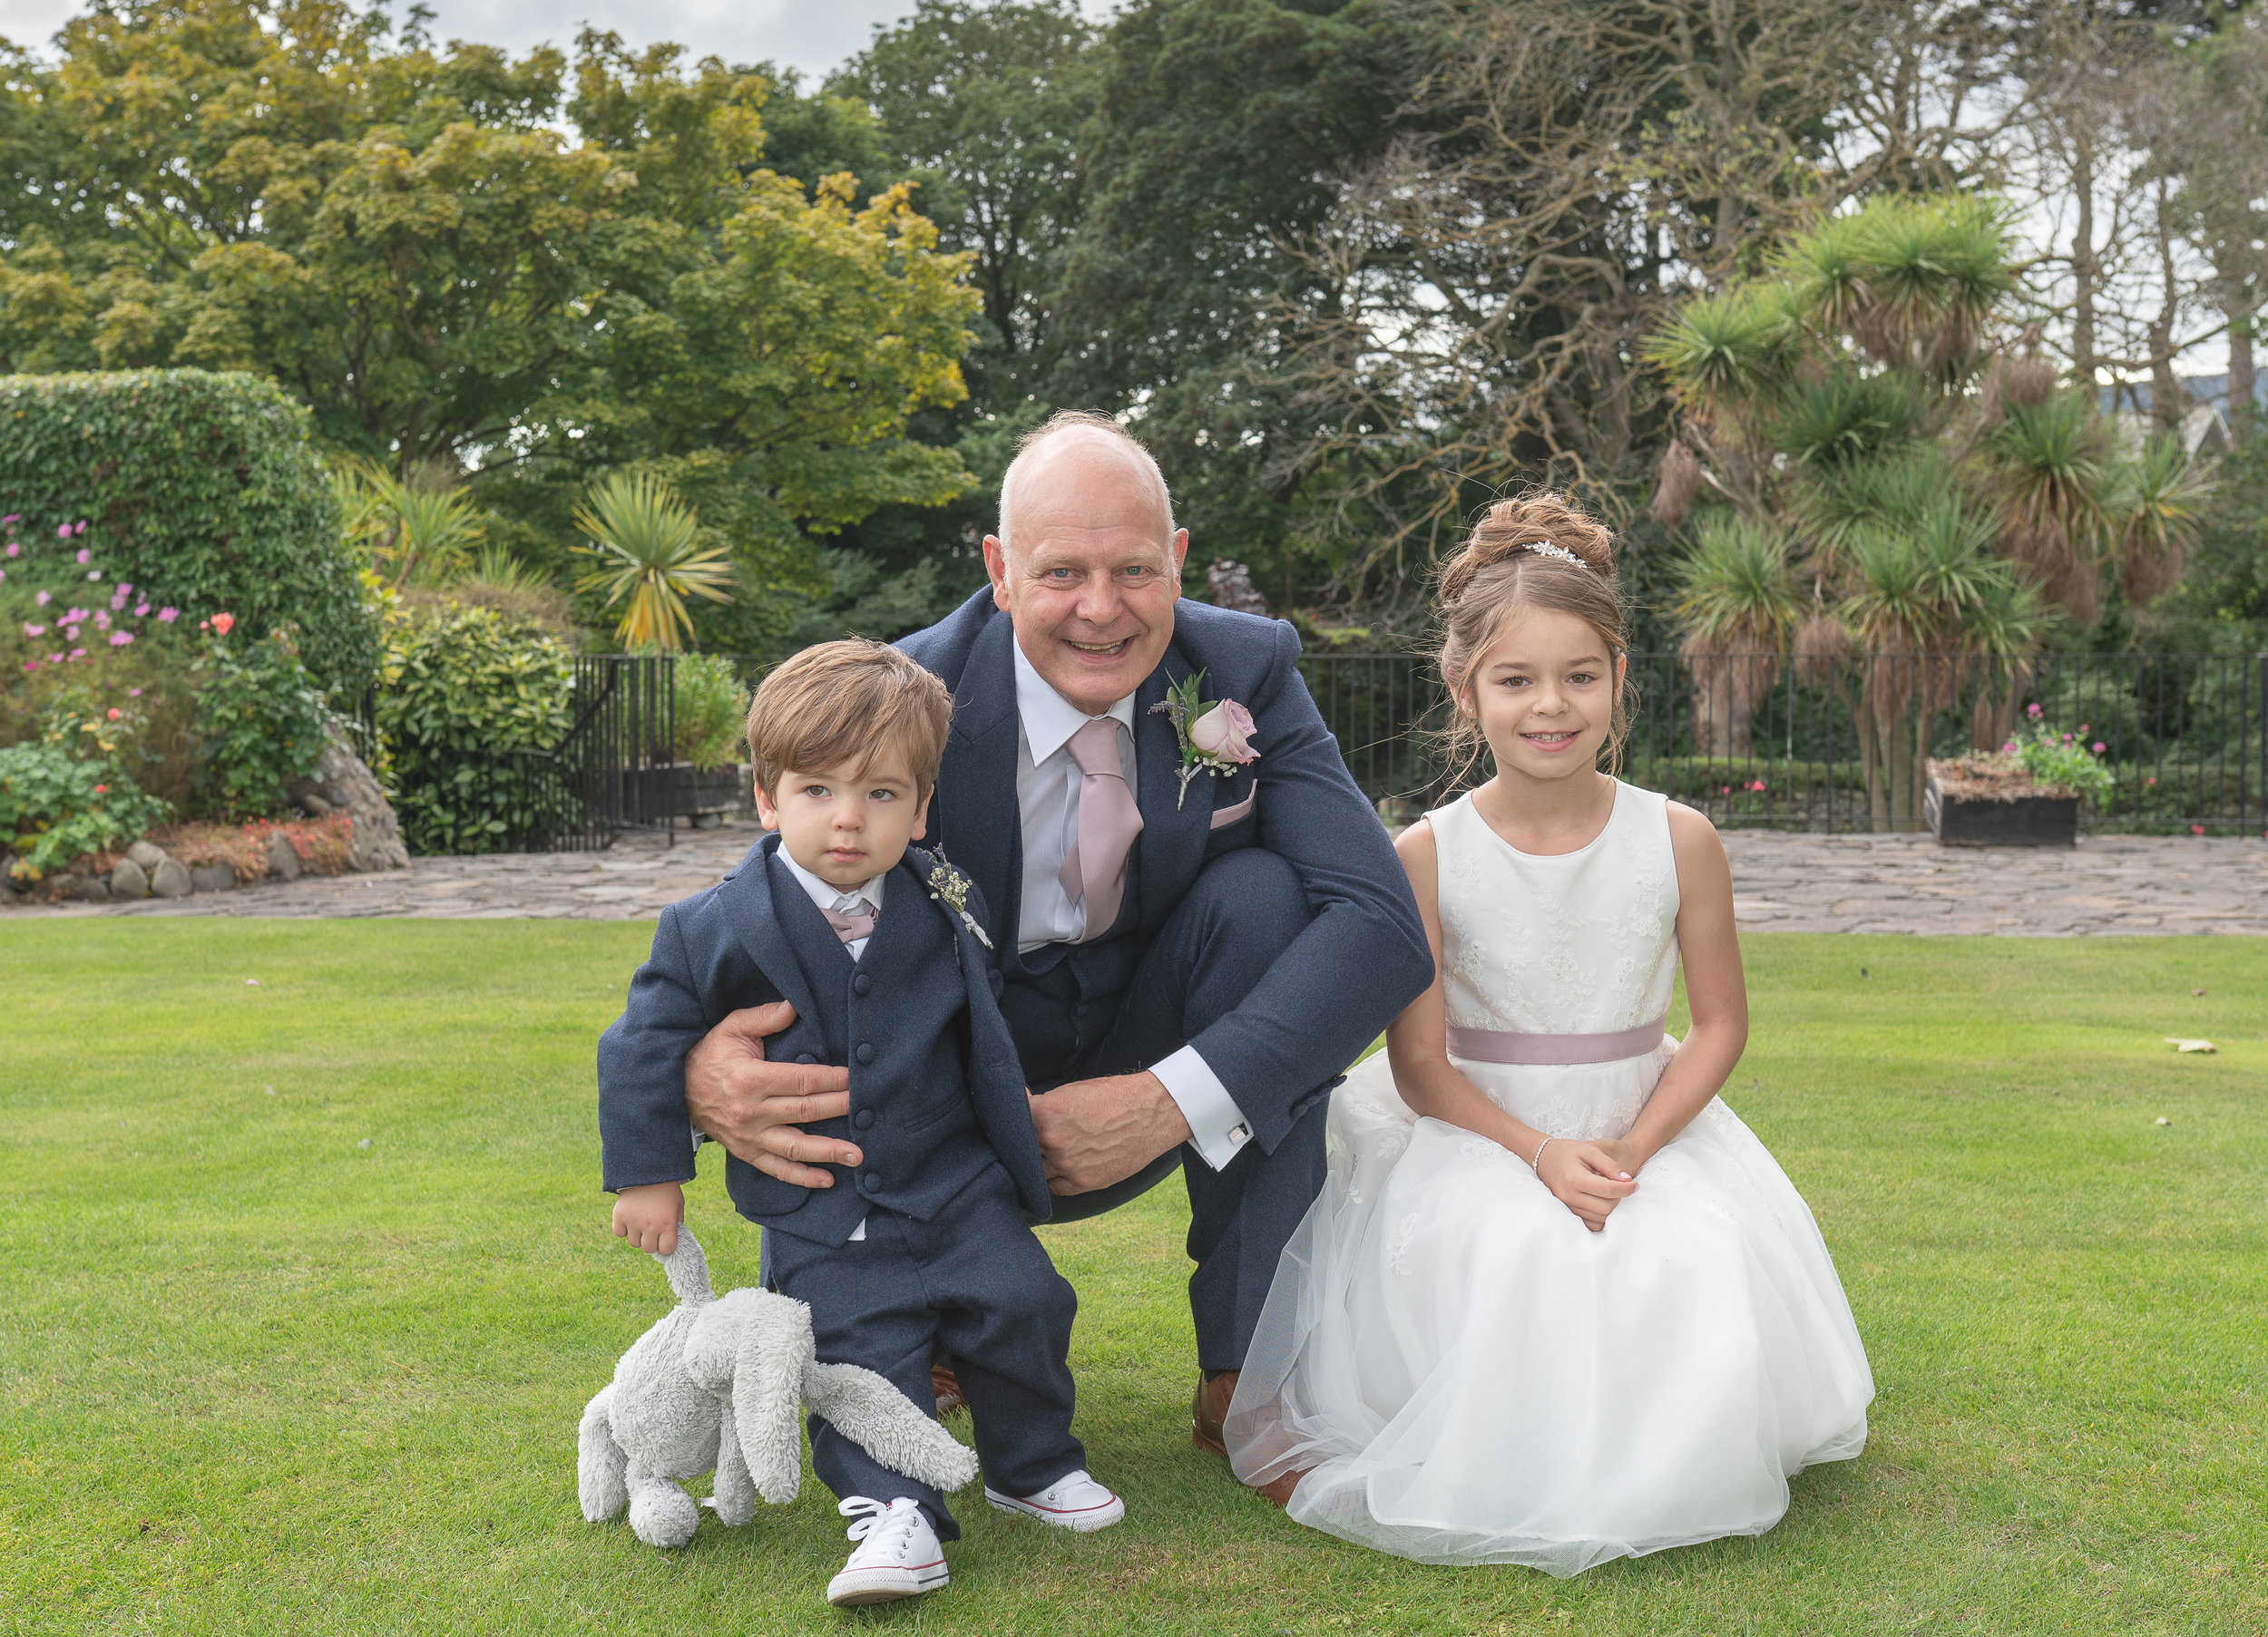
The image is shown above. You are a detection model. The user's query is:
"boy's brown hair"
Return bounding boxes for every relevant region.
[746,638,954,799]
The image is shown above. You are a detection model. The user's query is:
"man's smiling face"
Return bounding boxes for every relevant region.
[983,436,1188,716]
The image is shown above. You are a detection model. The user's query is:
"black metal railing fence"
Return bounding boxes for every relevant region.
[1301,649,2268,834]
[344,648,2265,852]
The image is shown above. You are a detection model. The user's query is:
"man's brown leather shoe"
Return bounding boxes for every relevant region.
[1193,1372,1307,1505]
[932,1362,966,1418]
[1191,1370,1236,1457]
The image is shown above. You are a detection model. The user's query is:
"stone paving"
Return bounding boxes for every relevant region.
[6,817,2265,934]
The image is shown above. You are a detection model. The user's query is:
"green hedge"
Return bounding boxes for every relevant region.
[0,370,376,702]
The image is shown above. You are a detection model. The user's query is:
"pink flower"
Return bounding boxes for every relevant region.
[109,631,132,647]
[93,783,107,794]
[2077,724,2089,735]
[210,611,235,636]
[2191,823,2206,836]
[105,707,121,720]
[127,687,142,697]
[34,590,48,607]
[93,610,111,629]
[68,647,84,658]
[2092,741,2106,755]
[74,547,89,563]
[157,607,178,622]
[109,594,125,611]
[57,524,71,540]
[133,602,150,617]
[2002,741,2017,754]
[22,623,43,637]
[18,660,34,673]
[45,651,62,664]
[3,542,15,558]
[1188,697,1258,763]
[2027,702,2044,718]
[63,625,79,640]
[115,582,131,596]
[64,608,84,624]
[73,521,85,534]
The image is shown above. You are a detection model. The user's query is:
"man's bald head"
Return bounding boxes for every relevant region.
[982,410,1190,715]
[996,412,1176,556]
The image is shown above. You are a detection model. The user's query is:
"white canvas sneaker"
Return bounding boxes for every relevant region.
[983,1468,1126,1532]
[825,1496,949,1608]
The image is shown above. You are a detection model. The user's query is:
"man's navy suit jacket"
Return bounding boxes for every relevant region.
[896,589,1433,1156]
[596,834,1050,1246]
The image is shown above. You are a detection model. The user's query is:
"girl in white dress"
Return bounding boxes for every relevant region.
[1225,494,1873,1575]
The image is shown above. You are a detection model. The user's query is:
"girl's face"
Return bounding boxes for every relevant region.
[1460,607,1624,783]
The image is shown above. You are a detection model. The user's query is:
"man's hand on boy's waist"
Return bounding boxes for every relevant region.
[684,1000,860,1188]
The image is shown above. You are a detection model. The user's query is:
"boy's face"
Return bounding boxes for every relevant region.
[754,747,928,891]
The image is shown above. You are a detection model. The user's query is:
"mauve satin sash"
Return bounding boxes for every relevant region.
[1445,1013,1668,1066]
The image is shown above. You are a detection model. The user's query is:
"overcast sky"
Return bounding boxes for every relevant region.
[0,0,1060,79]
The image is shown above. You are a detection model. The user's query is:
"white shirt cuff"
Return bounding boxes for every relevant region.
[1153,1046,1253,1171]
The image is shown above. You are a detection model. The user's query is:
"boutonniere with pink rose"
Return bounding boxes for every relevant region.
[1150,670,1259,809]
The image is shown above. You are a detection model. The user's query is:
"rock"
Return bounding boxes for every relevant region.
[151,857,192,899]
[190,862,236,893]
[64,872,110,901]
[110,858,151,899]
[127,840,166,870]
[314,731,410,872]
[265,829,302,882]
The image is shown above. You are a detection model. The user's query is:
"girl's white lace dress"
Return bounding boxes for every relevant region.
[1224,783,1873,1574]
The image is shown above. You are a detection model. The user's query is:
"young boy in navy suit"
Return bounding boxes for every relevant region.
[598,640,1122,1609]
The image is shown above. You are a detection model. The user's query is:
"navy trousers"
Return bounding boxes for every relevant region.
[760,1162,1083,1539]
[1023,848,1332,1374]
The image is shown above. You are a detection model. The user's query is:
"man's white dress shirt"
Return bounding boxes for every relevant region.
[1010,639,1253,1171]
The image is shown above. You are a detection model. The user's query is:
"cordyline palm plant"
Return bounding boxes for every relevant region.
[1974,390,2114,627]
[572,473,735,653]
[1671,515,1803,758]
[330,458,485,590]
[2109,432,2214,606]
[1829,498,2040,827]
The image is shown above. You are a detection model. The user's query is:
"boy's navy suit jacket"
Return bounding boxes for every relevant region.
[596,833,1050,1247]
[896,590,1433,1156]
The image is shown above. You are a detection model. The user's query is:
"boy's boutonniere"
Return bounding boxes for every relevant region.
[925,859,992,950]
[1149,670,1259,810]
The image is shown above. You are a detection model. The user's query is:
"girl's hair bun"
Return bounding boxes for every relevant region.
[1438,492,1617,607]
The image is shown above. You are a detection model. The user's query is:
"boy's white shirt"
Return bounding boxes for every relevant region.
[776,847,885,1238]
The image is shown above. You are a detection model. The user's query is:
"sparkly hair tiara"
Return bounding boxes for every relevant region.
[1516,541,1588,569]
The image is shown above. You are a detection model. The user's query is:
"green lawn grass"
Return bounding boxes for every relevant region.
[2,923,2262,1636]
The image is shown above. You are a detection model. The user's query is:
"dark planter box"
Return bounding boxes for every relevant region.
[1923,775,2078,848]
[624,762,751,822]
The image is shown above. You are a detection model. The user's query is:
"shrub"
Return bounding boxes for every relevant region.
[377,603,574,854]
[191,627,337,822]
[0,693,171,879]
[672,654,751,770]
[0,369,376,702]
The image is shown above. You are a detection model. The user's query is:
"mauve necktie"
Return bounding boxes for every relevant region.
[1059,716,1143,941]
[823,896,876,944]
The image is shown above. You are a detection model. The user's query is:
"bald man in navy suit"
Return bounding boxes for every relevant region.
[682,414,1432,1499]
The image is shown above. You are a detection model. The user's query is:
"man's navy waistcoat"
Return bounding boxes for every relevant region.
[596,834,1048,1248]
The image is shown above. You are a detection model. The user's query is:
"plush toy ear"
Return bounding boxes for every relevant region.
[727,1289,811,1505]
[802,1360,981,1493]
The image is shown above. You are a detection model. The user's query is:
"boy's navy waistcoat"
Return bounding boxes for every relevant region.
[597,835,1049,1247]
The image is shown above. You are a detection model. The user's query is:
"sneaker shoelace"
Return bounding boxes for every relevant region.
[838,1496,922,1562]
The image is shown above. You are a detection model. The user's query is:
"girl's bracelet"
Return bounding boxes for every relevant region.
[1530,1135,1554,1174]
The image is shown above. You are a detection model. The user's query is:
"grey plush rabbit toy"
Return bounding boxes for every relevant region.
[578,1229,979,1548]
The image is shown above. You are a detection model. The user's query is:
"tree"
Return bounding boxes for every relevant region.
[0,1,982,652]
[834,0,1096,407]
